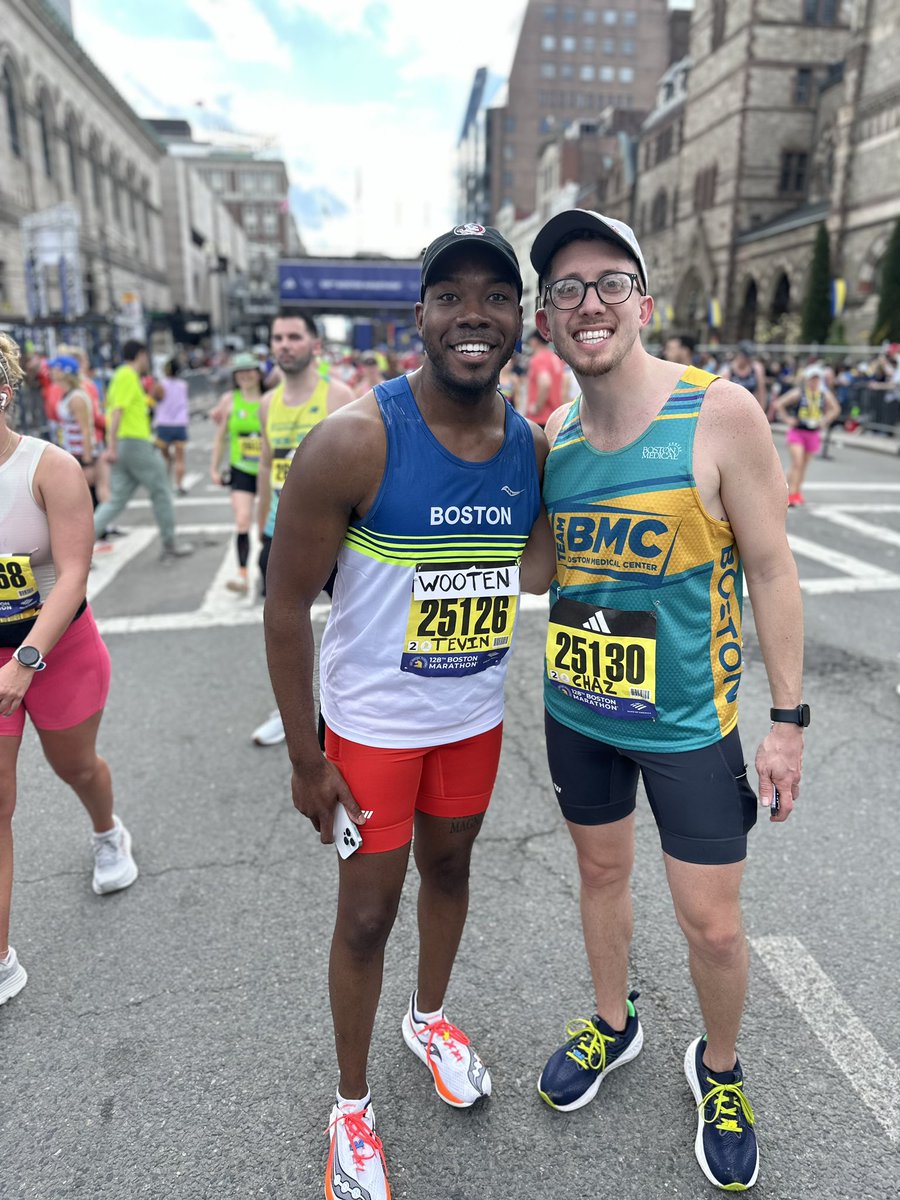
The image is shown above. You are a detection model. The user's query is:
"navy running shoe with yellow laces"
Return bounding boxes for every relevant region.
[684,1035,759,1192]
[537,990,643,1111]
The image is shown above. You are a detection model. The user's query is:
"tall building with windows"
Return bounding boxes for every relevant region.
[487,0,677,222]
[148,120,303,329]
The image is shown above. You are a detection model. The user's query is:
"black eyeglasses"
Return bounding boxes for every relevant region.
[543,272,643,310]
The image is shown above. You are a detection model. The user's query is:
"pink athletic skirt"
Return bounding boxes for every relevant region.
[0,606,111,736]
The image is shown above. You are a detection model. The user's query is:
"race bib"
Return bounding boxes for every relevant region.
[239,434,261,463]
[270,447,295,489]
[402,560,520,678]
[0,554,42,624]
[546,596,657,720]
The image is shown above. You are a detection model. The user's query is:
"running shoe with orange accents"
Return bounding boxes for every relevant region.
[325,1101,390,1200]
[401,992,492,1108]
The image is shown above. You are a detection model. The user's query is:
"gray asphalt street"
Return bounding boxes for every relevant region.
[3,416,899,1199]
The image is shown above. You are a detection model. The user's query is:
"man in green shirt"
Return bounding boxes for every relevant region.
[92,340,192,560]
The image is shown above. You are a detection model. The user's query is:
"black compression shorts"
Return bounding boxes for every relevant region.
[545,711,758,865]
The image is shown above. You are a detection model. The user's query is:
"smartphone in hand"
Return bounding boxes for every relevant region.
[333,802,363,858]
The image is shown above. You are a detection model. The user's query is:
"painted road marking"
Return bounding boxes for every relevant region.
[752,935,899,1143]
[810,509,900,550]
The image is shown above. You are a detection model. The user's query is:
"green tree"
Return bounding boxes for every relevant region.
[800,223,832,344]
[871,218,900,344]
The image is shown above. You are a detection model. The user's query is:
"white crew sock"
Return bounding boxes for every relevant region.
[413,990,443,1025]
[336,1089,371,1112]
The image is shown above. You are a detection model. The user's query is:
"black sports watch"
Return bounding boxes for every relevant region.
[770,703,810,727]
[13,645,46,671]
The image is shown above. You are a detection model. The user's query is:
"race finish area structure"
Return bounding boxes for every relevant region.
[278,256,425,347]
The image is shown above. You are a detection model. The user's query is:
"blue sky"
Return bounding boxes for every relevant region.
[72,0,527,257]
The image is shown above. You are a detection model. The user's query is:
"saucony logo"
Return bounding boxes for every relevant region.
[501,485,523,497]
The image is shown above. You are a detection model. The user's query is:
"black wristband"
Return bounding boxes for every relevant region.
[770,704,810,727]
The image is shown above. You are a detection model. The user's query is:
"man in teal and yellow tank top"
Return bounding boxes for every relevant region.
[528,209,807,1193]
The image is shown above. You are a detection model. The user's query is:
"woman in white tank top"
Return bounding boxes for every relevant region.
[0,333,138,1011]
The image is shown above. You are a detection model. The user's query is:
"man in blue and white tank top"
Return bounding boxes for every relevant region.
[527,210,806,1193]
[263,225,553,1200]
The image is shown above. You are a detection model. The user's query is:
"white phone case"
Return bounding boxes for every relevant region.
[333,802,362,858]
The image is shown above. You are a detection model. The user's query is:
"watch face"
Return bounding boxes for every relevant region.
[16,645,41,667]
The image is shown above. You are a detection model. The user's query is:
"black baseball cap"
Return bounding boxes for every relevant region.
[420,224,523,301]
[530,209,649,294]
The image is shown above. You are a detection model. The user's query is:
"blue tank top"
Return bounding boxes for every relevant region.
[319,374,541,748]
[542,366,743,751]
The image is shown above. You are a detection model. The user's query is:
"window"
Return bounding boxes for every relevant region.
[779,150,808,193]
[603,37,616,53]
[581,65,596,81]
[541,63,557,78]
[694,164,717,210]
[243,207,259,232]
[711,0,726,50]
[623,9,637,25]
[621,38,635,54]
[543,5,556,18]
[600,65,615,82]
[656,125,674,162]
[562,35,577,51]
[583,9,597,23]
[603,9,618,24]
[240,171,258,193]
[109,155,121,222]
[210,170,226,191]
[562,6,577,21]
[90,141,103,211]
[651,190,668,232]
[582,36,595,52]
[262,210,278,236]
[505,115,516,133]
[794,67,813,103]
[803,0,838,24]
[66,115,79,195]
[504,143,515,160]
[561,63,575,79]
[38,91,54,179]
[2,64,21,158]
[619,67,634,83]
[542,35,557,50]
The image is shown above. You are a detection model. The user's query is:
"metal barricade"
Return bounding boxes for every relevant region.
[849,382,900,437]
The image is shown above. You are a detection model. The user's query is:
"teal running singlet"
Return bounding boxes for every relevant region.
[542,365,743,752]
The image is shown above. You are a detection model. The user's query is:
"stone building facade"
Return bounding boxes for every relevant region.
[504,0,899,344]
[0,0,170,328]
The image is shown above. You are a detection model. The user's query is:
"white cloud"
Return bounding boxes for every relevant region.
[73,1,528,258]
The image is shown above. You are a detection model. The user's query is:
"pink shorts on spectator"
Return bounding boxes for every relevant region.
[0,607,111,737]
[786,426,821,454]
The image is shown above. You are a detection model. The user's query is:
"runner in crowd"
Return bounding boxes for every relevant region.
[154,359,190,495]
[263,224,552,1200]
[92,340,193,562]
[251,312,354,748]
[210,352,266,595]
[528,209,804,1193]
[720,340,768,411]
[49,355,96,497]
[352,351,387,400]
[0,333,138,1009]
[663,333,696,366]
[774,365,841,506]
[524,329,567,427]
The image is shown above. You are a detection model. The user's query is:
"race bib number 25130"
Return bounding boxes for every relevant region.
[402,560,519,678]
[546,596,657,720]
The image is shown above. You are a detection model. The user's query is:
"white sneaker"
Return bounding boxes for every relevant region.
[251,710,285,746]
[92,816,139,895]
[401,991,492,1107]
[325,1101,390,1200]
[0,947,27,1006]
